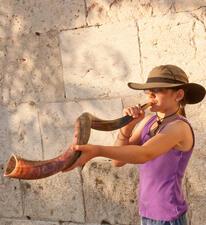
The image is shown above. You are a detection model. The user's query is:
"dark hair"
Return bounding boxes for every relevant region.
[169,86,187,117]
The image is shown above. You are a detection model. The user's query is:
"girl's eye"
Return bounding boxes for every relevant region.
[144,88,166,94]
[144,89,159,94]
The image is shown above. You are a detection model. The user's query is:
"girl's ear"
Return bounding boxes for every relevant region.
[176,89,185,102]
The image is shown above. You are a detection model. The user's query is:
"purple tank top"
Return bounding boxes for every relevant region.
[138,114,194,221]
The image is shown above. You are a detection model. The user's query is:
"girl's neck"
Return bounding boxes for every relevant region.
[156,106,180,119]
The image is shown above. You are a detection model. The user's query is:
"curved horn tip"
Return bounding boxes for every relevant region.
[4,154,18,177]
[81,112,91,117]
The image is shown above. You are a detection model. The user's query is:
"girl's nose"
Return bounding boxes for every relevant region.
[148,91,156,98]
[147,93,157,102]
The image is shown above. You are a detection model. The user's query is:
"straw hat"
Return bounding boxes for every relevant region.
[128,64,205,104]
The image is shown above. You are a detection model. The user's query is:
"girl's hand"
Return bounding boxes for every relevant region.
[121,104,145,133]
[62,144,100,172]
[123,104,145,120]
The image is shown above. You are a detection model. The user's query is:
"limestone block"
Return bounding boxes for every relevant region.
[86,0,151,25]
[175,0,206,12]
[8,103,42,160]
[0,161,22,217]
[22,170,84,222]
[82,159,139,224]
[0,162,3,184]
[80,98,123,146]
[138,13,198,79]
[39,98,122,159]
[0,31,65,105]
[60,22,142,100]
[139,13,206,85]
[0,219,59,225]
[184,154,206,224]
[38,101,83,159]
[86,0,174,26]
[62,223,121,225]
[63,223,100,225]
[190,7,206,27]
[189,19,206,82]
[121,91,150,109]
[186,98,206,156]
[0,106,10,161]
[0,0,86,36]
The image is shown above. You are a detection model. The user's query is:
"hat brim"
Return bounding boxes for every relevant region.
[128,82,185,90]
[128,82,206,104]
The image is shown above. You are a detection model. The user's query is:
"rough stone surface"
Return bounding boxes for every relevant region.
[121,94,145,109]
[79,98,123,146]
[22,170,85,222]
[138,12,206,85]
[138,13,196,77]
[62,223,124,225]
[0,219,59,225]
[184,154,206,224]
[191,7,206,28]
[63,223,101,225]
[0,106,10,161]
[175,0,206,12]
[82,159,139,225]
[183,98,206,223]
[38,101,83,159]
[186,98,206,155]
[60,22,142,100]
[39,98,122,159]
[0,1,206,225]
[8,103,42,160]
[0,31,65,105]
[0,0,86,37]
[0,161,22,217]
[85,0,175,25]
[0,103,42,174]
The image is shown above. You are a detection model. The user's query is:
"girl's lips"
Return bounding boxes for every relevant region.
[150,100,158,106]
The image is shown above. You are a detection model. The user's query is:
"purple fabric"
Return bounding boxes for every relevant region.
[138,115,194,221]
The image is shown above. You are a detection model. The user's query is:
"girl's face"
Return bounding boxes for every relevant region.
[144,88,184,113]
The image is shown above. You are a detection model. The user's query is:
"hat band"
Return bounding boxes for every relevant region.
[146,77,186,84]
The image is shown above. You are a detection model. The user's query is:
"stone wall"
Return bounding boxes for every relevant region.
[0,1,206,225]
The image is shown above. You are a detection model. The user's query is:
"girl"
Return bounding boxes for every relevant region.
[64,65,205,225]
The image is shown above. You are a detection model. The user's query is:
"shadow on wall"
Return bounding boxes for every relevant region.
[0,1,134,224]
[0,0,205,224]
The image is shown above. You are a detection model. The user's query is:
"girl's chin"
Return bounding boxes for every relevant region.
[150,108,158,112]
[149,104,159,112]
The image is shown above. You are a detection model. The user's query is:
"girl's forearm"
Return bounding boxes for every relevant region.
[98,145,148,164]
[112,131,130,166]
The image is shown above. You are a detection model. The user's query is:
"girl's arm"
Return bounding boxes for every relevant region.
[63,120,185,172]
[112,115,152,167]
[99,120,184,164]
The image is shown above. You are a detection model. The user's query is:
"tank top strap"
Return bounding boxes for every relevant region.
[157,115,195,150]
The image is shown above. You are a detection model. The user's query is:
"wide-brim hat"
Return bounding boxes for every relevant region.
[128,64,206,104]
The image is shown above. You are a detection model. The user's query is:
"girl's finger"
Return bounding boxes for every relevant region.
[127,107,133,116]
[131,106,140,117]
[70,144,81,152]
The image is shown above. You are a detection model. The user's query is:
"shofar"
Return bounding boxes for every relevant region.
[4,103,151,180]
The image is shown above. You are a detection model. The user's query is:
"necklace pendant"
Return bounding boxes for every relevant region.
[157,119,162,125]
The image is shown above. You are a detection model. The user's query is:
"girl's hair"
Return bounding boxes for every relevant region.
[170,86,187,117]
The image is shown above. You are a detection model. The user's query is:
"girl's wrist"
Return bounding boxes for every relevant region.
[119,128,132,139]
[97,145,103,157]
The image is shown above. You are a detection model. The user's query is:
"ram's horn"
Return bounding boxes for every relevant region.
[4,102,151,180]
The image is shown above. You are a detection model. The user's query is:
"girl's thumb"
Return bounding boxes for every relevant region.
[74,145,80,151]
